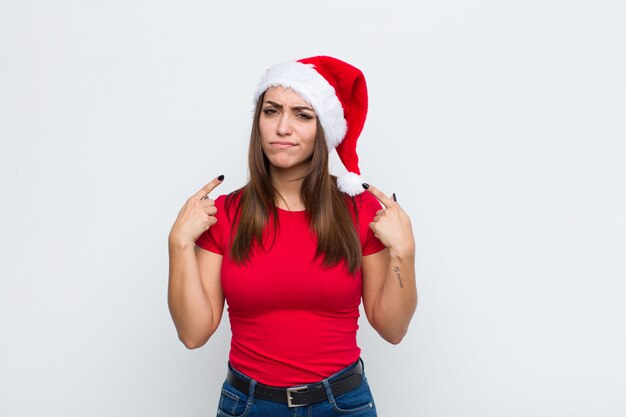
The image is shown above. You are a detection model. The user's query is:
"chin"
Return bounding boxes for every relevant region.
[271,161,302,170]
[268,157,311,171]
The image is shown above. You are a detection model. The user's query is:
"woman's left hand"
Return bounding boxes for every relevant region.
[365,184,416,256]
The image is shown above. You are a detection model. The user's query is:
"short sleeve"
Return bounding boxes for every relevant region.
[357,192,387,256]
[194,195,228,255]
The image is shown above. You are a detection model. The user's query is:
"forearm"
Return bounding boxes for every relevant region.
[373,250,418,344]
[167,240,213,348]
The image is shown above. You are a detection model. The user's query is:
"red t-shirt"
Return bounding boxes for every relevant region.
[194,190,385,386]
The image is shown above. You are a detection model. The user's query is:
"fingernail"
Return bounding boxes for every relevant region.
[392,193,397,202]
[218,175,224,181]
[362,183,369,189]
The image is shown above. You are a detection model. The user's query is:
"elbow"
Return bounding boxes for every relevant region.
[371,315,410,345]
[377,323,409,345]
[179,332,211,350]
[181,336,208,350]
[388,336,402,345]
[385,331,407,345]
[174,320,218,350]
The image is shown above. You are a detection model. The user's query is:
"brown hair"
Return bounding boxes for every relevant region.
[225,92,362,274]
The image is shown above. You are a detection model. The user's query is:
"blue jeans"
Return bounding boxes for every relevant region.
[216,357,378,416]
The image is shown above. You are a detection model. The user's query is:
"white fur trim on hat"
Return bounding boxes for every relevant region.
[253,61,347,150]
[337,172,365,196]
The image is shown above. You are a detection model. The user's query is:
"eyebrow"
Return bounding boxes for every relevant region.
[263,100,315,113]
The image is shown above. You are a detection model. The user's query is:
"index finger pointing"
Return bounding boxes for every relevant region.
[364,184,395,208]
[193,175,224,200]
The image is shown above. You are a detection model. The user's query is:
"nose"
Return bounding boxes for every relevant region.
[276,113,292,136]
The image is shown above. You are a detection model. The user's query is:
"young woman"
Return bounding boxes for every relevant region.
[168,56,417,416]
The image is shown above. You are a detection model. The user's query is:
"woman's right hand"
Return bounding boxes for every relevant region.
[168,175,224,247]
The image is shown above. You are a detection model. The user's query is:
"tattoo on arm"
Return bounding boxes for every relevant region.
[392,265,404,288]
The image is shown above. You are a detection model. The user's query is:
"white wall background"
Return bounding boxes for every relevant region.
[1,0,625,416]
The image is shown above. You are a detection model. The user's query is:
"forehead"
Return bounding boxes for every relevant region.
[263,86,312,107]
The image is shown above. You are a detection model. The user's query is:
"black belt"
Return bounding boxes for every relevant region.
[226,359,363,408]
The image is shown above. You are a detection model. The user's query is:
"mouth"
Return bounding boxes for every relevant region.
[270,141,296,148]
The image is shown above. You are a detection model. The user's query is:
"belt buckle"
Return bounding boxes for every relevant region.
[286,385,308,408]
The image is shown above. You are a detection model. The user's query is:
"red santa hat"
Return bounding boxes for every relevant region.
[253,55,368,196]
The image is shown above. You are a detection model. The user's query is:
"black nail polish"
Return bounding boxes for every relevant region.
[218,175,224,181]
[392,193,397,202]
[362,183,369,189]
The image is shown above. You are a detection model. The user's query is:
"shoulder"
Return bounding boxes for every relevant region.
[213,190,242,207]
[211,194,229,212]
[214,194,228,204]
[348,190,383,213]
[213,189,244,222]
[359,190,383,207]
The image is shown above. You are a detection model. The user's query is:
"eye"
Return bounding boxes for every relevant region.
[262,108,278,115]
[296,113,314,120]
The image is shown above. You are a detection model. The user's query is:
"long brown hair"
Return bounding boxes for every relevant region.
[225,92,362,274]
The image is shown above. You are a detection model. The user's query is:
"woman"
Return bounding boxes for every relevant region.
[168,56,417,416]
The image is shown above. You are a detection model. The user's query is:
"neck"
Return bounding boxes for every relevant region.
[269,163,309,211]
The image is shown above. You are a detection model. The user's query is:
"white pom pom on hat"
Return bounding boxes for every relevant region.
[253,55,368,196]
